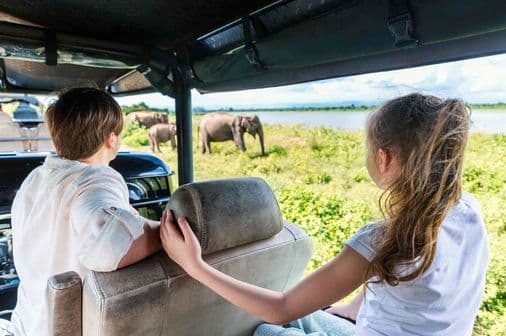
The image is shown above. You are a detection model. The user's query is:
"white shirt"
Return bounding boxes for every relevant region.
[10,156,145,336]
[346,192,489,336]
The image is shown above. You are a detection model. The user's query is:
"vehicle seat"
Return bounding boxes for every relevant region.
[31,123,55,152]
[46,177,313,336]
[0,113,29,151]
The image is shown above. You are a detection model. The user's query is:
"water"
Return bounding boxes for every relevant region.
[234,110,506,134]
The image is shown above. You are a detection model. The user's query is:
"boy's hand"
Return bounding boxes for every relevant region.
[160,209,203,275]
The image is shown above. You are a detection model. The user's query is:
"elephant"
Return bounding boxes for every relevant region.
[127,111,168,128]
[148,123,177,152]
[198,112,265,155]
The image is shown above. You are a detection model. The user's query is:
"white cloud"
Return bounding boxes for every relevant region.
[116,53,506,109]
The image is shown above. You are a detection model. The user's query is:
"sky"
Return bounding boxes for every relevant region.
[116,53,506,110]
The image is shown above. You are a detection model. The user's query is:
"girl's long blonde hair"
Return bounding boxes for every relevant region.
[367,93,470,285]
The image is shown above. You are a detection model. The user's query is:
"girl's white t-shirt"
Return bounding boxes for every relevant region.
[346,192,489,336]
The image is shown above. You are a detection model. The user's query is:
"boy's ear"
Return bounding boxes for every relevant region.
[104,132,117,149]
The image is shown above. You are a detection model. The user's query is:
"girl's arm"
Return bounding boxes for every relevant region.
[160,210,370,325]
[325,287,365,321]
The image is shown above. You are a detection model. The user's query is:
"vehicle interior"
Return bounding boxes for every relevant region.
[0,0,505,335]
[0,96,53,152]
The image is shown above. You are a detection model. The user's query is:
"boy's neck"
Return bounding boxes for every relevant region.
[78,146,113,166]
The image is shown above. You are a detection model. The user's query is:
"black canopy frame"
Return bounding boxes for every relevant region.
[0,0,505,185]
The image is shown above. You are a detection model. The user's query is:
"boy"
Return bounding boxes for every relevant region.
[10,88,160,336]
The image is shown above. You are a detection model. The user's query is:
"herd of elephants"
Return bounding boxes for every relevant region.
[126,111,266,156]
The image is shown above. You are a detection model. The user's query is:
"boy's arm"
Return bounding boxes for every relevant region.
[117,219,161,269]
[70,175,161,272]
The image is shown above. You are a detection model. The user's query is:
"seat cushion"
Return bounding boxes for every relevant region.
[82,222,312,336]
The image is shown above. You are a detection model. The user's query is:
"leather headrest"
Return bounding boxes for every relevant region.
[166,177,283,255]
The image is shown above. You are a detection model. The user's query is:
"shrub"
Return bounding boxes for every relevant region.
[122,120,149,147]
[279,187,372,270]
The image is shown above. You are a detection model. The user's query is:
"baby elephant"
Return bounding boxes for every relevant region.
[148,123,177,153]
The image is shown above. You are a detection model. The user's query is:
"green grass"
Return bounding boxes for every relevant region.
[122,119,506,335]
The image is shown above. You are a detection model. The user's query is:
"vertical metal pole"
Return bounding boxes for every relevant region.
[173,65,193,185]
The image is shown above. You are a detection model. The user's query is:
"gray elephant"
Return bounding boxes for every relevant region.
[198,112,265,155]
[127,111,168,128]
[148,123,177,152]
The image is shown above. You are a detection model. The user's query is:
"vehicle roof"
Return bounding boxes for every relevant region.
[0,0,505,96]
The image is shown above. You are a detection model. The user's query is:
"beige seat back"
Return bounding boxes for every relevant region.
[47,178,313,336]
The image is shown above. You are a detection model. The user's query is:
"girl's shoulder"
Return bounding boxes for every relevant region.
[449,192,484,227]
[459,191,482,212]
[345,222,382,262]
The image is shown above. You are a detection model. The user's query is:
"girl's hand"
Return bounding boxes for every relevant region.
[160,209,203,275]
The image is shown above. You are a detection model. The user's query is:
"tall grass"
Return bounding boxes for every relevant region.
[122,119,506,335]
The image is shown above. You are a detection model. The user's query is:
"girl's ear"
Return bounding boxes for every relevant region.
[378,148,391,174]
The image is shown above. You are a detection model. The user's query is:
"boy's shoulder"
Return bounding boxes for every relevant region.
[75,164,125,187]
[80,163,121,177]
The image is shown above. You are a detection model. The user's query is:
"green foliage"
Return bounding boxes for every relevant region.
[121,121,505,335]
[121,102,172,115]
[303,172,332,185]
[269,144,288,156]
[279,187,372,269]
[463,133,506,335]
[470,103,506,110]
[122,120,149,146]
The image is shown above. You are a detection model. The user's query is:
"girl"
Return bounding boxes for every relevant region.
[160,93,489,336]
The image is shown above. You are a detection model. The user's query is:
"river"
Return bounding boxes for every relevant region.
[233,110,506,134]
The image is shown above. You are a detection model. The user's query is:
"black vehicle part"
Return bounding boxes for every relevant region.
[243,17,265,71]
[172,64,194,186]
[0,152,174,217]
[0,1,504,95]
[387,0,418,48]
[12,100,40,120]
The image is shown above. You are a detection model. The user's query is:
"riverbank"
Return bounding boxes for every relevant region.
[125,109,506,134]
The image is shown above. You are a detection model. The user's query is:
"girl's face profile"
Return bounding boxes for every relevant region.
[365,137,400,190]
[366,139,381,188]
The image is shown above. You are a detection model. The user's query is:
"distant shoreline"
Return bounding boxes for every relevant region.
[122,103,506,115]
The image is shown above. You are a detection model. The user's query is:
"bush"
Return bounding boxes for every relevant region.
[279,187,372,270]
[122,120,149,147]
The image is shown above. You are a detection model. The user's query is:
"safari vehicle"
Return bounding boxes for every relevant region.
[0,95,43,124]
[0,0,504,335]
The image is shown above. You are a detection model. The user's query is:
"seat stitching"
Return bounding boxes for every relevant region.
[184,185,207,249]
[87,273,104,336]
[100,277,169,300]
